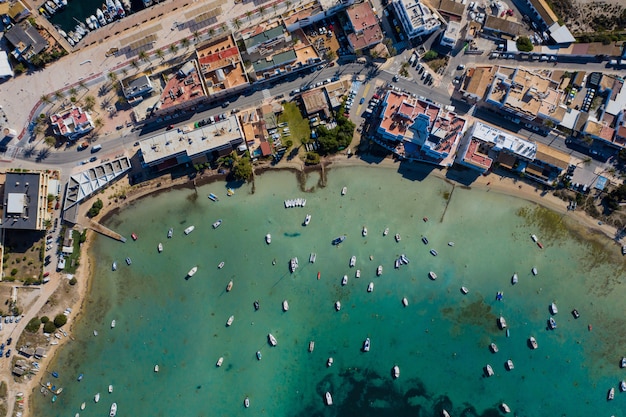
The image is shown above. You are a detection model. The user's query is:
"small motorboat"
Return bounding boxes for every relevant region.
[621,357,626,368]
[549,302,558,315]
[498,316,507,329]
[112,262,117,271]
[226,315,234,326]
[402,297,408,307]
[110,402,117,417]
[325,392,333,406]
[309,253,316,263]
[548,317,557,330]
[218,261,225,269]
[125,257,132,265]
[489,342,498,353]
[496,291,503,301]
[94,393,100,403]
[422,236,428,245]
[131,233,138,241]
[395,259,401,269]
[532,267,538,276]
[303,214,311,226]
[341,186,347,195]
[110,320,116,328]
[282,300,289,311]
[511,273,518,285]
[428,271,437,280]
[216,357,223,367]
[505,359,514,371]
[393,365,400,379]
[308,341,315,352]
[500,403,511,413]
[608,387,615,400]
[335,301,341,311]
[332,235,346,245]
[81,402,86,410]
[268,333,277,346]
[167,228,173,238]
[400,254,409,264]
[537,241,544,249]
[529,336,538,349]
[350,255,356,267]
[355,269,361,278]
[184,225,195,235]
[77,373,84,382]
[383,227,389,236]
[187,266,198,277]
[448,241,455,247]
[531,234,538,242]
[290,257,299,273]
[430,249,438,256]
[461,286,469,294]
[423,217,428,222]
[342,275,348,286]
[208,193,219,202]
[108,385,113,393]
[51,371,59,378]
[226,280,233,292]
[244,397,250,408]
[367,282,374,292]
[265,234,271,244]
[256,351,262,360]
[327,357,334,367]
[157,243,163,253]
[485,364,494,377]
[363,337,371,352]
[318,271,321,280]
[254,301,260,311]
[362,226,367,236]
[395,233,401,242]
[377,265,383,276]
[227,188,235,196]
[212,219,222,229]
[621,380,626,392]
[572,309,580,319]
[154,365,159,372]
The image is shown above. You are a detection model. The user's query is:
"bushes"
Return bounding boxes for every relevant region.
[305,152,320,165]
[87,199,104,217]
[516,36,534,52]
[43,321,56,334]
[10,269,17,276]
[25,317,41,333]
[53,314,67,328]
[69,277,77,286]
[41,316,49,323]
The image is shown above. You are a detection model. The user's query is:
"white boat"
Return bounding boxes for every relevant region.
[114,0,125,16]
[110,402,117,416]
[367,282,374,292]
[529,336,538,349]
[265,234,271,244]
[377,265,383,276]
[393,365,400,379]
[548,317,557,329]
[608,387,615,400]
[355,269,361,278]
[157,243,163,253]
[505,359,514,370]
[350,256,356,267]
[212,219,222,229]
[309,341,315,352]
[218,261,225,269]
[325,391,333,405]
[90,15,99,28]
[268,333,277,346]
[500,403,511,413]
[550,302,558,315]
[108,385,113,393]
[187,266,198,277]
[93,330,98,336]
[429,271,437,280]
[442,410,451,417]
[362,226,367,236]
[383,227,389,236]
[96,8,107,26]
[621,357,626,368]
[498,316,507,329]
[395,233,401,242]
[335,301,341,311]
[402,297,408,307]
[363,337,371,352]
[485,364,494,377]
[448,241,455,247]
[154,365,159,372]
[216,357,223,367]
[303,214,311,226]
[290,257,299,273]
[460,286,469,294]
[309,253,316,263]
[621,380,626,392]
[125,257,132,265]
[167,227,173,238]
[531,234,538,242]
[511,273,518,285]
[81,402,86,410]
[94,393,100,403]
[489,342,498,353]
[327,357,334,367]
[86,17,94,30]
[430,249,438,256]
[400,254,409,264]
[184,226,195,235]
[532,267,538,276]
[244,397,250,408]
[110,320,116,328]
[226,315,234,326]
[112,262,117,271]
[341,187,347,195]
[282,300,289,311]
[226,280,233,292]
[342,275,348,286]
[395,259,401,269]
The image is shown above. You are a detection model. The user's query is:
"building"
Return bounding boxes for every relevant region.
[345,1,383,52]
[375,90,466,166]
[0,51,14,80]
[4,21,48,63]
[50,107,94,141]
[484,66,564,124]
[152,60,207,117]
[301,88,331,118]
[392,0,441,39]
[196,35,249,101]
[2,172,50,231]
[482,15,527,38]
[139,116,244,170]
[121,74,154,100]
[243,25,290,55]
[513,0,574,44]
[8,0,31,22]
[440,20,460,48]
[459,66,496,102]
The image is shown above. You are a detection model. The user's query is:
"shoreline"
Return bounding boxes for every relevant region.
[21,154,621,416]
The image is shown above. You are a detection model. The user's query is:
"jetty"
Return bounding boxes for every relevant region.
[87,220,126,242]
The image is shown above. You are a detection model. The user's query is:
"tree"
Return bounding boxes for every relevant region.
[516,36,534,52]
[25,317,41,333]
[233,157,253,182]
[181,38,190,50]
[44,136,56,147]
[305,152,320,165]
[233,18,241,29]
[138,51,149,63]
[94,118,104,130]
[169,44,178,55]
[259,6,266,16]
[54,314,68,328]
[422,50,438,61]
[107,72,117,84]
[130,59,139,70]
[40,316,49,323]
[193,31,200,42]
[88,198,104,217]
[40,94,51,104]
[43,321,56,333]
[54,91,64,101]
[83,95,96,111]
[69,87,78,97]
[246,10,253,21]
[324,50,337,61]
[155,49,165,61]
[78,80,87,91]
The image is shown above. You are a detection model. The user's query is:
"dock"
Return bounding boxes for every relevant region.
[87,220,127,243]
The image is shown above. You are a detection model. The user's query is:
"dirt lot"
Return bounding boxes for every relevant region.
[552,0,626,33]
[2,231,45,288]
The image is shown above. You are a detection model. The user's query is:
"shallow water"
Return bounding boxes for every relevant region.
[34,166,626,417]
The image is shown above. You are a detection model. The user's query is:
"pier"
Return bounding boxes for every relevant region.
[87,220,127,242]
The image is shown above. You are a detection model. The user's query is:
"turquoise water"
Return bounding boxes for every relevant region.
[34,166,626,417]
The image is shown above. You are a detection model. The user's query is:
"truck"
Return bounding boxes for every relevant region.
[409,54,417,66]
[77,141,89,151]
[91,144,102,153]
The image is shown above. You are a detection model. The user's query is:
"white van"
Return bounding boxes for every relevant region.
[91,144,102,153]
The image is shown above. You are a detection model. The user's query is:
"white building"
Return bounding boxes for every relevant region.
[440,21,460,48]
[392,0,440,39]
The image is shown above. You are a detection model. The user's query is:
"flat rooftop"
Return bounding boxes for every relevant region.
[472,121,537,159]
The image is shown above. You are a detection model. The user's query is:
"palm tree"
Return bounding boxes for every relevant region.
[259,6,266,16]
[138,51,149,63]
[130,59,139,70]
[193,30,200,42]
[94,118,104,130]
[155,49,165,61]
[78,80,87,91]
[69,87,78,97]
[246,10,253,21]
[233,17,241,29]
[40,94,51,104]
[83,95,96,111]
[272,3,278,15]
[108,72,117,85]
[181,38,190,50]
[169,44,178,55]
[44,136,56,147]
[209,28,215,37]
[285,0,292,10]
[54,91,64,101]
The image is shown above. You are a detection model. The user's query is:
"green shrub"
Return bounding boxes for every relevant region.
[41,316,49,323]
[43,321,56,333]
[53,314,67,328]
[25,317,41,333]
[10,269,17,276]
[69,277,77,286]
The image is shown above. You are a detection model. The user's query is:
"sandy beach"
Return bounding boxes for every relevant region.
[10,152,621,417]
